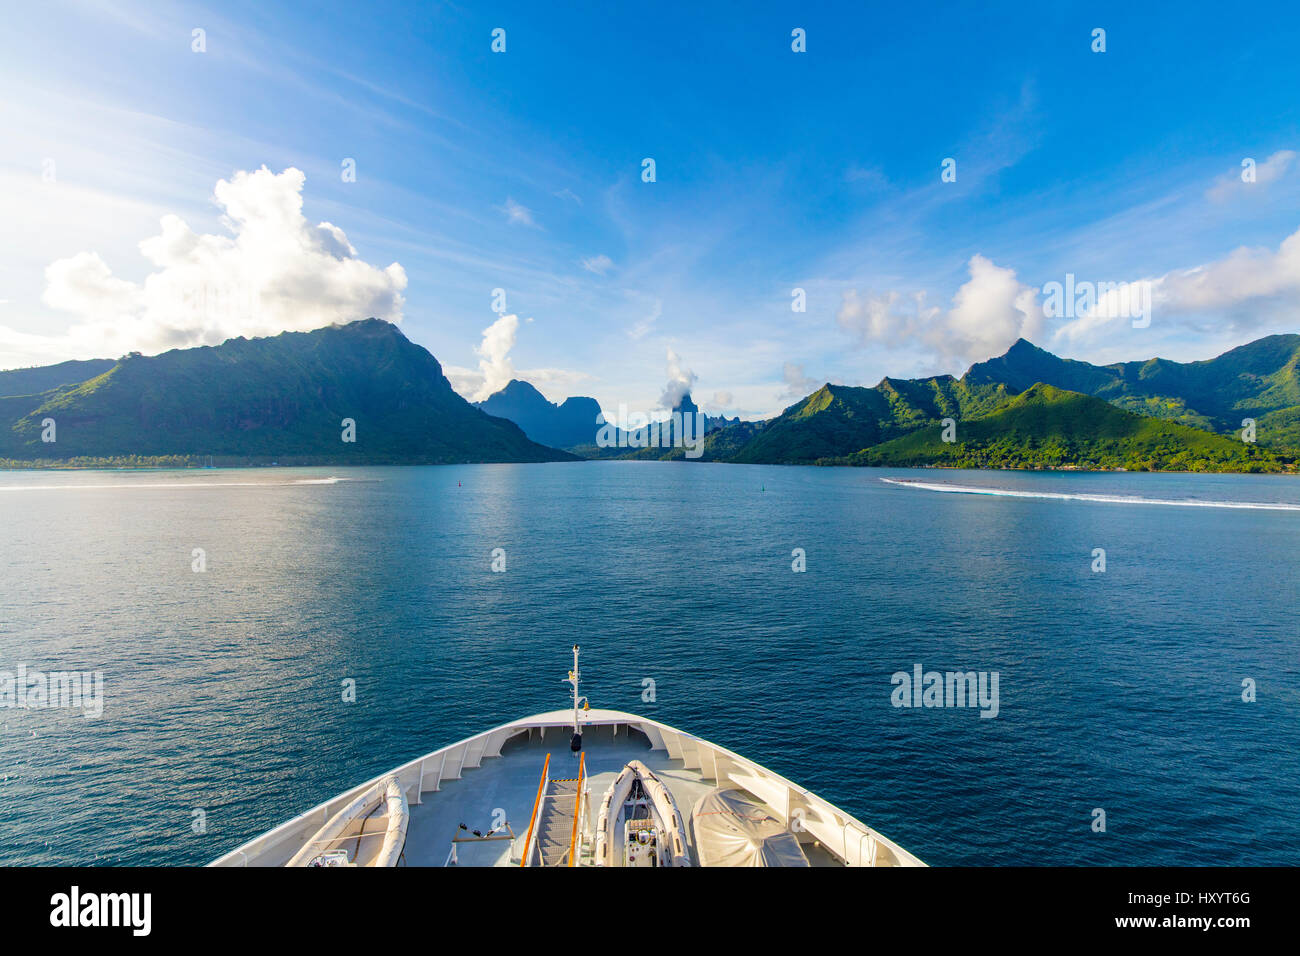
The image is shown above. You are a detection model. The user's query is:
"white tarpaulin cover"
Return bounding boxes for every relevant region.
[690,788,810,867]
[286,776,408,867]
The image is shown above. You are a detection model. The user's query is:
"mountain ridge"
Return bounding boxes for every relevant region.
[848,383,1285,472]
[0,319,576,465]
[3,324,1296,472]
[473,378,603,449]
[722,334,1299,469]
[965,333,1300,445]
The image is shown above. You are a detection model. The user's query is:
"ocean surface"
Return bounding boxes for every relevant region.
[1,463,1297,866]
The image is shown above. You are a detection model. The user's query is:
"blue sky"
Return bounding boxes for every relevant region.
[2,0,1299,419]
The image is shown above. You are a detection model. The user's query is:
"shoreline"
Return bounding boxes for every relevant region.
[1,458,1295,477]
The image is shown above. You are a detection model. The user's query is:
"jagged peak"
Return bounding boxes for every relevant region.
[327,317,403,335]
[1004,336,1044,354]
[671,391,700,413]
[499,378,547,397]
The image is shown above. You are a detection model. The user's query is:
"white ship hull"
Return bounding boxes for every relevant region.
[210,708,924,868]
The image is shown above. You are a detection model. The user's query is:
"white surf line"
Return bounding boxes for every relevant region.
[0,476,351,492]
[879,477,1300,511]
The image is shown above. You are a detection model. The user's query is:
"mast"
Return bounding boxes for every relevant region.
[568,644,583,752]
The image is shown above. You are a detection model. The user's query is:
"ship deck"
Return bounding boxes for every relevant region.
[210,707,922,867]
[405,723,840,866]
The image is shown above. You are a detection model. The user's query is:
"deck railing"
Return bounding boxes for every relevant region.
[567,751,586,866]
[519,753,550,867]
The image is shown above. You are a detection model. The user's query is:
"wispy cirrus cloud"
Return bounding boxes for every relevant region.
[628,297,661,340]
[781,362,820,399]
[498,197,540,228]
[1207,150,1296,203]
[579,254,613,275]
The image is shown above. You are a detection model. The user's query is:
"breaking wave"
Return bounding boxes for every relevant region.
[0,476,355,493]
[879,477,1300,512]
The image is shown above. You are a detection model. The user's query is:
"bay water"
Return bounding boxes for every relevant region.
[1,463,1296,865]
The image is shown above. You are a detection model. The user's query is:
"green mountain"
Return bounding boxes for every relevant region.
[4,326,1295,472]
[965,335,1300,447]
[845,384,1287,472]
[730,377,1011,464]
[724,335,1300,471]
[0,358,118,397]
[0,319,576,465]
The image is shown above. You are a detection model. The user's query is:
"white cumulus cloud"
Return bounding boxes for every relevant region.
[466,313,521,401]
[1055,222,1300,345]
[837,255,1041,368]
[445,313,590,403]
[945,255,1043,359]
[659,348,697,408]
[2,166,406,367]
